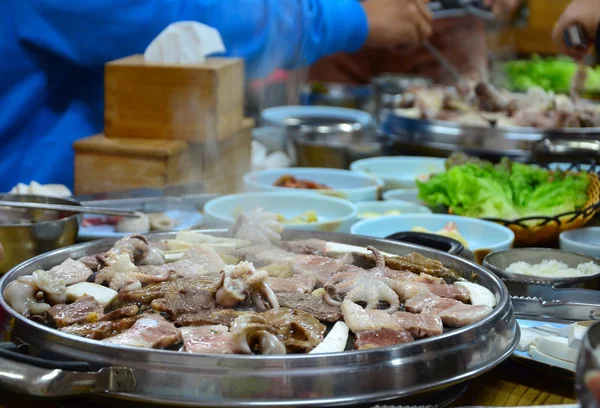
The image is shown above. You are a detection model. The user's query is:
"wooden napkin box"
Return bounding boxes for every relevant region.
[74,119,254,195]
[104,55,244,142]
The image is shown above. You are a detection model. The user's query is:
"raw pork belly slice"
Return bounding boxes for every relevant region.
[391,311,443,338]
[269,275,317,294]
[48,258,92,285]
[181,325,234,354]
[404,293,492,326]
[102,314,181,348]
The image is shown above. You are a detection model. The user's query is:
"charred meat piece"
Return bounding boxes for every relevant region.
[176,309,249,327]
[48,295,104,327]
[391,311,443,338]
[151,287,215,319]
[181,325,234,354]
[404,292,492,327]
[139,245,226,279]
[119,276,218,304]
[100,305,139,321]
[102,314,181,348]
[276,293,342,323]
[48,258,93,286]
[355,252,466,281]
[354,328,414,350]
[60,316,140,340]
[269,275,317,294]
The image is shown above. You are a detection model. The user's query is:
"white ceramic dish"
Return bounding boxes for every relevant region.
[350,156,446,190]
[382,188,424,205]
[203,192,358,233]
[243,167,383,203]
[560,227,600,258]
[350,214,514,252]
[78,210,203,241]
[261,106,373,128]
[355,200,431,220]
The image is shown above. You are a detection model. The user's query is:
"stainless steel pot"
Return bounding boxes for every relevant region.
[292,130,393,169]
[0,230,518,407]
[381,112,600,162]
[0,194,80,274]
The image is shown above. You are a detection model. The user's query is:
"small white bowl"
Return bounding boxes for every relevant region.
[203,192,358,233]
[350,214,514,252]
[560,228,600,258]
[243,168,383,203]
[356,200,431,221]
[382,189,424,205]
[350,156,446,190]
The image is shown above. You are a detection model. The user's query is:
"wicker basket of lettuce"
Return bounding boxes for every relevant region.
[416,154,600,247]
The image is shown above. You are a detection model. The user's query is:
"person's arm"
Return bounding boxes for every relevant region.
[13,0,368,79]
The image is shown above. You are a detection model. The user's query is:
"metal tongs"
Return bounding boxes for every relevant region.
[0,200,140,218]
[506,279,600,322]
[428,0,496,20]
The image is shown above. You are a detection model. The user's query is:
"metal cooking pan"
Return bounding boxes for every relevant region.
[382,111,600,162]
[0,230,518,407]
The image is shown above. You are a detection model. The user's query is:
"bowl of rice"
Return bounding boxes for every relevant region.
[483,248,600,288]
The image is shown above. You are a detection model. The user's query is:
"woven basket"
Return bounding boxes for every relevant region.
[482,171,600,247]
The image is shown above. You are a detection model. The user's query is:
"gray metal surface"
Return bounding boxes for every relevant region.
[381,111,600,161]
[0,230,518,407]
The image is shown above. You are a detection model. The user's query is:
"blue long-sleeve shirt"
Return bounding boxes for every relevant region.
[0,0,368,191]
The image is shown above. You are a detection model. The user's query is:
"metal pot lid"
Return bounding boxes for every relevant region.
[0,230,518,407]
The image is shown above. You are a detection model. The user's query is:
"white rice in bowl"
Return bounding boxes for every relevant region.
[506,259,600,278]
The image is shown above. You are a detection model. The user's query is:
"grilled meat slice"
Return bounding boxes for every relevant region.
[269,275,317,294]
[391,311,443,338]
[139,245,226,279]
[276,293,342,323]
[119,276,218,304]
[181,325,235,354]
[151,287,215,319]
[175,309,248,327]
[102,314,181,348]
[48,258,93,286]
[404,292,492,327]
[60,316,140,340]
[48,295,104,327]
[354,328,414,350]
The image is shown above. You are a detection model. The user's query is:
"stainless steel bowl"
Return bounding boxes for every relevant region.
[483,248,600,289]
[0,230,518,407]
[299,82,374,112]
[292,129,393,169]
[0,194,80,274]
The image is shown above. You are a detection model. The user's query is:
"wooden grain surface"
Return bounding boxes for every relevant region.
[0,359,576,408]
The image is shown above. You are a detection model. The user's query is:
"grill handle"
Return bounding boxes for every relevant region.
[0,342,136,397]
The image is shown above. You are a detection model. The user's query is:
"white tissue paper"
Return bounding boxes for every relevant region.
[251,141,292,171]
[8,181,72,197]
[144,22,226,64]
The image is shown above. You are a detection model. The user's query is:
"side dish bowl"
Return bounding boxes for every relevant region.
[350,156,446,190]
[243,167,384,202]
[560,228,600,258]
[203,192,358,233]
[356,200,431,220]
[483,248,600,288]
[351,214,515,255]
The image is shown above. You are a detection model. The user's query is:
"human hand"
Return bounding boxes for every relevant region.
[483,0,523,20]
[362,0,433,48]
[552,0,600,59]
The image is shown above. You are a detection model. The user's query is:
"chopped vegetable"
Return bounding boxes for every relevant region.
[504,56,600,93]
[276,210,319,224]
[417,154,590,220]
